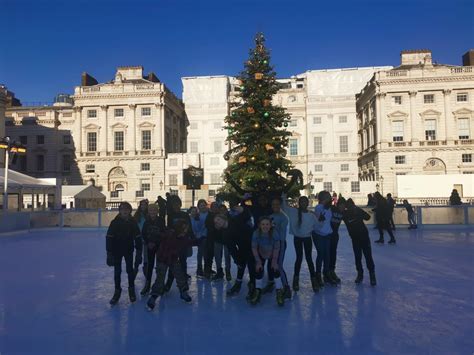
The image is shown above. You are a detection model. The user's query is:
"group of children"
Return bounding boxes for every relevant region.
[105,191,379,311]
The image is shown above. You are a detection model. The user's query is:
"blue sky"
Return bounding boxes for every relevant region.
[0,0,472,103]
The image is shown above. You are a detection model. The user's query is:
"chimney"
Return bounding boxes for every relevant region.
[400,50,432,66]
[81,72,98,87]
[462,50,474,66]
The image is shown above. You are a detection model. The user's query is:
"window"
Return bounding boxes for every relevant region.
[210,157,220,166]
[289,139,298,156]
[289,119,297,127]
[458,118,470,139]
[339,115,347,123]
[111,191,119,198]
[462,154,472,163]
[314,178,323,183]
[457,93,468,102]
[114,131,124,151]
[314,164,323,172]
[141,130,151,150]
[351,181,360,193]
[141,107,151,116]
[339,136,348,153]
[209,189,216,197]
[140,180,151,191]
[314,137,322,154]
[36,155,44,171]
[395,155,406,164]
[341,177,349,182]
[425,119,437,141]
[393,96,402,105]
[296,83,304,89]
[313,117,321,124]
[323,182,332,192]
[189,141,198,153]
[87,132,97,152]
[341,163,349,171]
[87,110,97,118]
[190,122,198,130]
[169,158,178,167]
[141,163,150,171]
[19,136,27,145]
[63,135,71,145]
[392,121,404,141]
[86,164,95,173]
[214,141,222,153]
[62,155,71,172]
[169,174,178,186]
[37,135,44,145]
[213,121,222,129]
[424,94,434,104]
[19,156,27,172]
[114,108,124,117]
[463,171,474,174]
[210,173,222,184]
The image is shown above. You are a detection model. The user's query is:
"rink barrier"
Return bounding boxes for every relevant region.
[0,206,472,234]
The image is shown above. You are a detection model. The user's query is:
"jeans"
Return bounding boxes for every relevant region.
[196,237,207,270]
[214,242,231,271]
[312,233,331,274]
[144,244,158,282]
[329,232,339,271]
[151,261,188,296]
[351,236,375,273]
[293,236,315,277]
[113,252,135,289]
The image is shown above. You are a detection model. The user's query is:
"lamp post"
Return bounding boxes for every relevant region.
[1,137,27,211]
[380,175,384,195]
[307,170,313,200]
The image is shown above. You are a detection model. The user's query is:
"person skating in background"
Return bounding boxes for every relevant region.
[146,219,201,311]
[194,200,210,278]
[313,191,335,289]
[373,192,396,244]
[165,196,195,291]
[250,217,284,306]
[386,193,396,230]
[106,202,143,305]
[341,198,376,286]
[156,195,167,218]
[134,199,149,278]
[332,192,338,206]
[449,189,462,205]
[281,193,318,293]
[328,197,345,285]
[204,202,220,279]
[140,204,166,296]
[212,205,232,282]
[403,199,417,229]
[270,197,291,299]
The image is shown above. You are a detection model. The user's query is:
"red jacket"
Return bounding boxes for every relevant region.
[157,229,198,266]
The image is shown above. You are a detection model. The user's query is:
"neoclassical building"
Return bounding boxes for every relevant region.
[0,85,6,167]
[357,50,474,197]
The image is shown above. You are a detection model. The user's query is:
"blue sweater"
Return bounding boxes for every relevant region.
[282,195,317,238]
[270,212,289,242]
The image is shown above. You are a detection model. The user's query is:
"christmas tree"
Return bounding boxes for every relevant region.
[221,33,302,198]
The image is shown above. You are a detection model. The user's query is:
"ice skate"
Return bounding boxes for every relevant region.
[323,272,338,286]
[276,289,285,307]
[180,290,192,303]
[211,268,224,281]
[354,272,363,284]
[109,288,122,306]
[226,280,242,296]
[246,281,255,301]
[249,288,262,305]
[311,275,320,292]
[146,295,158,311]
[369,271,377,286]
[375,238,384,244]
[283,285,292,299]
[262,281,275,294]
[128,286,137,303]
[330,270,341,284]
[388,238,396,244]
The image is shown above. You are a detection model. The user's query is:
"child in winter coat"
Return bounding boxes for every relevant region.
[146,219,200,311]
[106,202,143,305]
[249,217,284,306]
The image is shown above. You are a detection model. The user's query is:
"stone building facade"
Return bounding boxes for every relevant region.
[357,50,474,196]
[0,86,6,167]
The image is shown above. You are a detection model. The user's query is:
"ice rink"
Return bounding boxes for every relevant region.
[0,226,473,355]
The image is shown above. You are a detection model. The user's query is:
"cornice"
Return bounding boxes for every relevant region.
[377,75,474,86]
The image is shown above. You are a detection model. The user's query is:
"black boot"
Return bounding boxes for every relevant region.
[140,281,151,296]
[388,238,396,244]
[212,268,224,281]
[375,238,384,244]
[323,272,338,286]
[128,287,137,303]
[276,289,285,307]
[311,274,320,292]
[330,270,341,284]
[316,272,324,288]
[354,271,363,284]
[283,285,292,299]
[249,288,262,305]
[227,280,242,296]
[109,288,121,305]
[246,281,255,301]
[369,271,377,286]
[262,281,275,294]
[225,268,232,281]
[180,290,192,303]
[292,275,300,292]
[146,295,158,311]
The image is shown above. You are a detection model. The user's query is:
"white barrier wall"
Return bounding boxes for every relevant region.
[397,174,474,198]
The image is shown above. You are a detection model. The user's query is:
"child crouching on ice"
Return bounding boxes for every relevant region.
[146,219,200,311]
[249,217,285,306]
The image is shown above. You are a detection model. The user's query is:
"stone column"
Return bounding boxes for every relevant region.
[129,104,137,153]
[73,106,82,154]
[443,89,452,143]
[409,91,418,142]
[155,102,164,155]
[100,105,108,153]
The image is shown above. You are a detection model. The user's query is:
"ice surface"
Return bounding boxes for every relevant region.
[0,226,473,355]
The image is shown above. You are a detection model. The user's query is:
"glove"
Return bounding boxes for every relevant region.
[106,252,115,267]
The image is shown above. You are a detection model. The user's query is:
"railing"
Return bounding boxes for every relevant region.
[450,67,473,74]
[386,71,408,77]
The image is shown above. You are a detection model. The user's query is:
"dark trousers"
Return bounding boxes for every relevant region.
[293,236,315,277]
[204,235,215,272]
[329,232,339,271]
[166,252,187,285]
[144,245,158,282]
[113,252,135,289]
[312,233,331,274]
[255,258,281,281]
[377,223,395,240]
[226,238,255,283]
[151,261,188,296]
[351,235,375,273]
[196,237,207,270]
[408,212,416,226]
[389,214,396,229]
